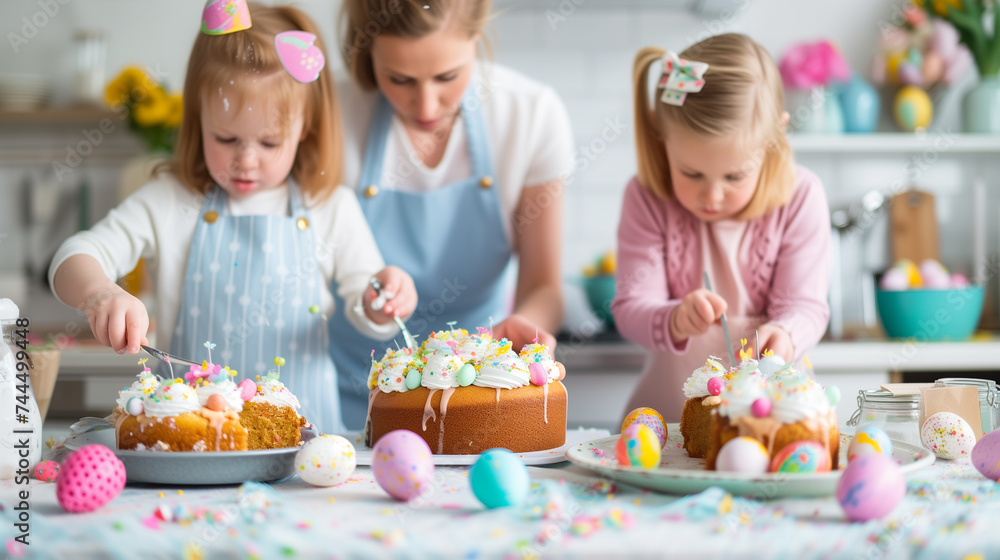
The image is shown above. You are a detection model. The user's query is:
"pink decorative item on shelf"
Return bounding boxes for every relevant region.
[779,40,850,90]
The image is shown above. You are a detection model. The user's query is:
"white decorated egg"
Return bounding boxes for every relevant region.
[848,426,893,462]
[716,437,769,474]
[879,267,909,291]
[294,434,356,487]
[372,430,435,501]
[921,412,976,460]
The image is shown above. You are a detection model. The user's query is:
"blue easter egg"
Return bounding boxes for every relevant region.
[848,425,893,462]
[469,449,529,509]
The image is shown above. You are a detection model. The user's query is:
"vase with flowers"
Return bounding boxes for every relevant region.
[920,0,1000,132]
[105,67,183,297]
[779,40,851,134]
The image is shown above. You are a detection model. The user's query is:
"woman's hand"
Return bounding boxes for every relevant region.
[84,287,149,354]
[669,289,727,344]
[755,323,793,363]
[364,266,417,325]
[492,314,556,355]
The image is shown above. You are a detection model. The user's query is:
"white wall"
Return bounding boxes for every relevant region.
[2,0,997,331]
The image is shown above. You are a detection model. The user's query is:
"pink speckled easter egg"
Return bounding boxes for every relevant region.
[621,407,667,448]
[56,444,126,513]
[372,430,435,501]
[921,412,975,460]
[972,429,1000,480]
[836,454,905,521]
[33,460,59,482]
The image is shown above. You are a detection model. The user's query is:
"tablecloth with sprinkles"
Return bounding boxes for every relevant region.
[2,449,999,559]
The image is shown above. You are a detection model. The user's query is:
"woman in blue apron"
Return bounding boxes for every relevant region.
[329,0,575,429]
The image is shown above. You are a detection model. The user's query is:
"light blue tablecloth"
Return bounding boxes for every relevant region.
[2,449,1000,559]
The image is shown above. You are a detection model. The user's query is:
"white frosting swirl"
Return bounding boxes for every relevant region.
[682,357,726,399]
[519,343,559,382]
[718,369,767,419]
[253,377,301,410]
[474,351,530,390]
[456,333,493,363]
[143,381,201,417]
[194,379,244,412]
[421,351,463,390]
[421,329,466,355]
[116,371,160,409]
[767,371,830,423]
[377,351,418,393]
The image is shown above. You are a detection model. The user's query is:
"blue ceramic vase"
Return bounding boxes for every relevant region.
[838,76,880,133]
[963,76,1000,133]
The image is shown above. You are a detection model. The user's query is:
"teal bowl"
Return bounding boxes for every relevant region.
[875,286,984,340]
[583,275,616,329]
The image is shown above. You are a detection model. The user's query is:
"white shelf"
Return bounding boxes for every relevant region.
[789,133,1000,154]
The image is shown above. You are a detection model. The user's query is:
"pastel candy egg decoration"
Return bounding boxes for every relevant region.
[769,441,831,473]
[836,454,906,521]
[404,368,422,390]
[848,426,893,462]
[528,362,547,386]
[621,407,667,448]
[971,429,1000,480]
[372,430,435,501]
[921,412,976,460]
[457,363,478,387]
[716,437,769,474]
[237,378,256,401]
[615,423,662,469]
[293,434,357,487]
[33,460,59,482]
[470,448,529,509]
[125,396,143,416]
[56,444,126,513]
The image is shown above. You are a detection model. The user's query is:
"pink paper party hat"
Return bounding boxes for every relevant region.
[202,0,251,35]
[275,31,325,83]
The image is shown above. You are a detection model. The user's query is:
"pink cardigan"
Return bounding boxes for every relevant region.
[611,166,831,360]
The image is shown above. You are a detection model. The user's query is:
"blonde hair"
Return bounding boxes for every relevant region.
[166,3,342,201]
[633,33,794,220]
[339,0,492,90]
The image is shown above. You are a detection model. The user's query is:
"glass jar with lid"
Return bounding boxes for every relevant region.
[848,389,921,447]
[936,378,1000,434]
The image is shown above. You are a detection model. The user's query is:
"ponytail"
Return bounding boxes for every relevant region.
[632,47,672,199]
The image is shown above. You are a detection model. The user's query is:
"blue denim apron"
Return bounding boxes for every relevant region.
[329,90,512,430]
[171,180,342,433]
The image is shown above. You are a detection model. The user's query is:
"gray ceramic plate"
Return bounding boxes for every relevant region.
[64,427,315,485]
[565,423,935,498]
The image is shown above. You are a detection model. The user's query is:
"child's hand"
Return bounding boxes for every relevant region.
[364,266,417,325]
[669,289,727,343]
[492,314,556,355]
[83,287,149,354]
[755,323,793,363]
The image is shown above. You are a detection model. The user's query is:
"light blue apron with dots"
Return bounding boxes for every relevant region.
[329,89,512,430]
[171,180,343,434]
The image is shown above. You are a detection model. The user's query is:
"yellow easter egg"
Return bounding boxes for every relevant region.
[893,86,933,132]
[885,52,906,86]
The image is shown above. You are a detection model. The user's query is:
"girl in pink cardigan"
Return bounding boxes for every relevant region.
[612,34,831,422]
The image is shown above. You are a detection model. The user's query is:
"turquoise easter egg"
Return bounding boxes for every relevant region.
[470,449,529,509]
[404,368,421,390]
[456,363,477,387]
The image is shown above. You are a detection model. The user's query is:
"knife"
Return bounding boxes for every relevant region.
[702,272,734,368]
[369,277,418,351]
[141,344,200,369]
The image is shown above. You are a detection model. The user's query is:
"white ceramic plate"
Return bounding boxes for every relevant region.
[64,427,316,485]
[565,424,935,498]
[346,428,611,466]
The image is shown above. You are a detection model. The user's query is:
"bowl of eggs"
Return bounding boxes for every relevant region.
[582,252,617,329]
[876,259,984,341]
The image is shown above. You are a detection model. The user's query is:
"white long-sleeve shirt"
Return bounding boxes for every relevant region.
[49,174,397,350]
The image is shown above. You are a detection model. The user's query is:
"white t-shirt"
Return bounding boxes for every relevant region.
[337,63,575,244]
[48,175,397,351]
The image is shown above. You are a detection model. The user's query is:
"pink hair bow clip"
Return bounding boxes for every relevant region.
[275,31,326,83]
[202,0,252,35]
[659,51,709,106]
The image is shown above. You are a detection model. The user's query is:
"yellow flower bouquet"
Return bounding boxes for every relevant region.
[105,66,183,153]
